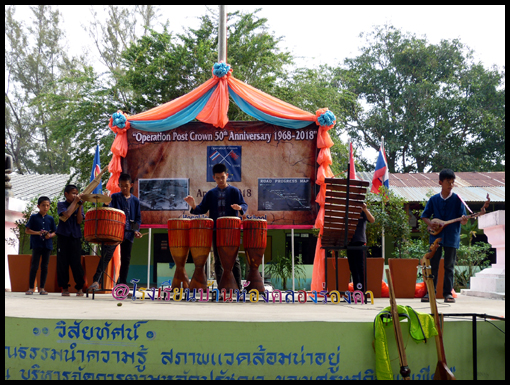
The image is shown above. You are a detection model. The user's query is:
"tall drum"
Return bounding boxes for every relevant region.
[189,218,214,290]
[167,218,190,290]
[216,217,241,291]
[243,219,267,292]
[84,207,125,245]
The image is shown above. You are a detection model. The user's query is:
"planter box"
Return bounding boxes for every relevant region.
[366,258,384,298]
[389,259,419,298]
[326,257,350,292]
[435,259,445,299]
[7,254,35,292]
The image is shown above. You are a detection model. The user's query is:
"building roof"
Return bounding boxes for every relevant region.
[356,171,505,203]
[9,173,74,202]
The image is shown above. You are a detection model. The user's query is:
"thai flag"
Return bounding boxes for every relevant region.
[89,143,102,194]
[210,151,221,161]
[371,145,389,194]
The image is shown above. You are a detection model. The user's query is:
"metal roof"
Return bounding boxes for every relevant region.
[9,173,75,202]
[355,171,505,203]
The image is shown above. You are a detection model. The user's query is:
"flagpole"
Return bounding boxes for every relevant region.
[381,136,385,261]
[218,5,227,63]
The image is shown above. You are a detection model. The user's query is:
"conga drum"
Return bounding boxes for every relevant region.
[243,219,267,292]
[167,219,190,290]
[216,217,241,291]
[84,207,125,245]
[189,218,214,290]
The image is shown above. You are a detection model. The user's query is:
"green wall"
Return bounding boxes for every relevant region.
[5,316,505,380]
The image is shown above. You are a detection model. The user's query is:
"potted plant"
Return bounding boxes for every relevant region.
[264,253,306,290]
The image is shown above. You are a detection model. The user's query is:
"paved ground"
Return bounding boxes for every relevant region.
[5,291,505,322]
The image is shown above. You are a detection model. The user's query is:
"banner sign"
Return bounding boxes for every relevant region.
[123,121,318,226]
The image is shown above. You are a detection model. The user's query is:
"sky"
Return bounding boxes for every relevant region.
[7,5,506,162]
[50,5,505,70]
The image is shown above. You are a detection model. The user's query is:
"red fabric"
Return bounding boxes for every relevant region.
[349,142,357,179]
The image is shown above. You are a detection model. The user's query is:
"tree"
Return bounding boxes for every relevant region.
[341,24,505,173]
[120,9,294,118]
[5,5,80,174]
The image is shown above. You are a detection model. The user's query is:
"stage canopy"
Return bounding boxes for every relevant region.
[106,62,336,292]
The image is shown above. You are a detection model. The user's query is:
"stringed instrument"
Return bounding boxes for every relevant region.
[428,194,490,235]
[385,269,411,380]
[421,238,456,380]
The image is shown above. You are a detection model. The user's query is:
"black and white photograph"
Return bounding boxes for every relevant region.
[139,178,189,211]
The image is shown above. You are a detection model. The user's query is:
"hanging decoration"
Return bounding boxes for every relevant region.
[311,108,336,292]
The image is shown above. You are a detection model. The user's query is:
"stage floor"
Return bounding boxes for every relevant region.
[5,291,505,322]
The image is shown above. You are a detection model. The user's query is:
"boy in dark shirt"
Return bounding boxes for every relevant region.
[347,203,375,293]
[56,184,85,296]
[25,196,57,295]
[184,163,248,290]
[88,173,142,290]
[421,169,469,303]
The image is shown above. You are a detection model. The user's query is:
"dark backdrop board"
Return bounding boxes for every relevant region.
[258,178,311,211]
[122,121,318,226]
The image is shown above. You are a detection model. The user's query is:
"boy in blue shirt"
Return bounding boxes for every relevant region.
[25,196,57,295]
[88,173,142,291]
[184,163,248,290]
[421,169,468,303]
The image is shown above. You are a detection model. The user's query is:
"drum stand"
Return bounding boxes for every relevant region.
[85,240,121,300]
[84,194,121,300]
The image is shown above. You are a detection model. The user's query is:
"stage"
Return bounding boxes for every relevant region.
[5,291,505,380]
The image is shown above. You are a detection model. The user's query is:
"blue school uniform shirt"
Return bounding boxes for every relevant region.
[190,185,248,224]
[106,193,142,243]
[26,213,57,250]
[421,192,466,249]
[56,201,84,238]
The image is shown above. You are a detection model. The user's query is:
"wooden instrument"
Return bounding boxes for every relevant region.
[320,177,369,292]
[59,167,109,222]
[216,217,241,292]
[243,219,267,293]
[168,218,190,291]
[421,238,456,380]
[321,178,369,249]
[81,193,112,204]
[189,218,214,290]
[84,207,125,245]
[385,269,411,380]
[428,194,490,235]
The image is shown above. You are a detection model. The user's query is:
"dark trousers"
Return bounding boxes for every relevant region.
[57,235,85,290]
[29,247,51,289]
[430,245,457,297]
[347,241,366,293]
[93,240,133,285]
[212,232,242,290]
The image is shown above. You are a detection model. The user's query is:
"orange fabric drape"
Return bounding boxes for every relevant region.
[196,69,232,128]
[311,108,336,292]
[105,79,220,191]
[106,111,131,193]
[128,78,218,122]
[228,76,316,122]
